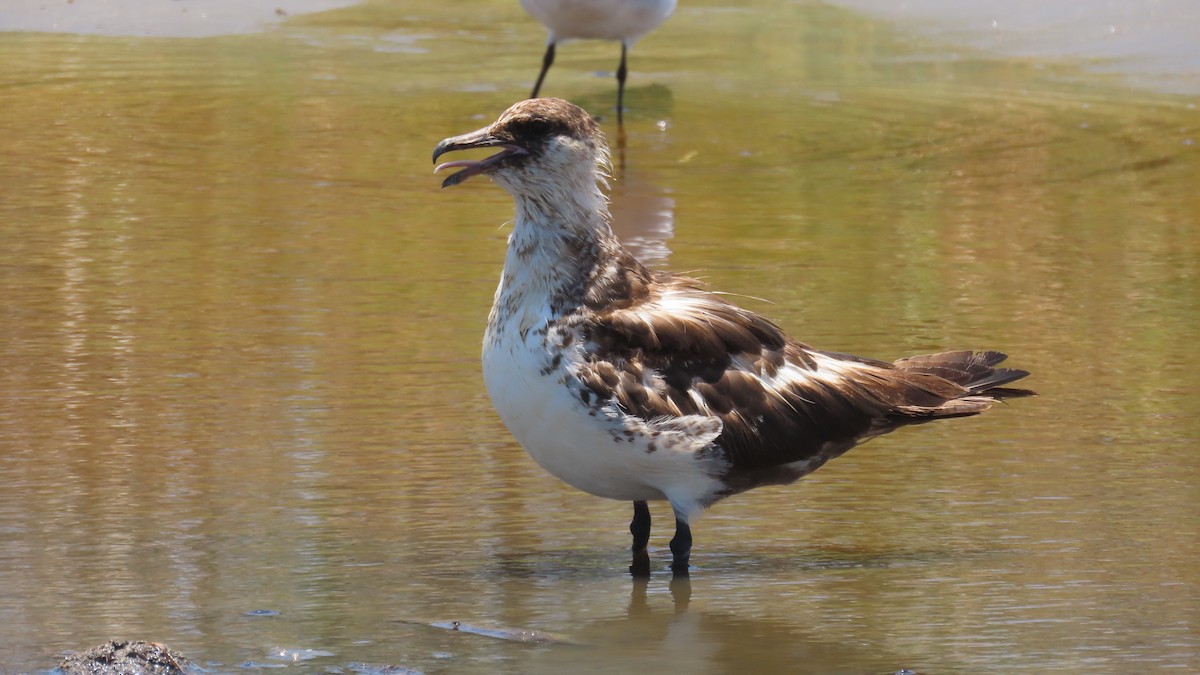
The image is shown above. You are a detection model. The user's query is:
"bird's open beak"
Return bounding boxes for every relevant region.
[433,128,530,188]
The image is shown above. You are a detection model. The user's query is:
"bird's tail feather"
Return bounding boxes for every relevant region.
[894,350,1033,396]
[875,350,1034,420]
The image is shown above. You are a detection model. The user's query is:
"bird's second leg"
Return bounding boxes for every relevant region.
[669,511,692,575]
[629,500,651,577]
[615,42,628,124]
[531,42,556,98]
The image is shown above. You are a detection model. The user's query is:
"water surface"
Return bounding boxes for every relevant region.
[1,1,1198,673]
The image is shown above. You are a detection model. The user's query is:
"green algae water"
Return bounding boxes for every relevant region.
[1,1,1197,672]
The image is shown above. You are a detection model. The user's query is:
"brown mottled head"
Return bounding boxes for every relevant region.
[433,98,609,191]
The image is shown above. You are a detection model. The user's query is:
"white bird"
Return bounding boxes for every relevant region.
[432,98,1033,576]
[520,0,677,123]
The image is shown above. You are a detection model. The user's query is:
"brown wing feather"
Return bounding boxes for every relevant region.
[580,273,1032,493]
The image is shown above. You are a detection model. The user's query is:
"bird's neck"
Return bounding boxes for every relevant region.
[497,190,628,315]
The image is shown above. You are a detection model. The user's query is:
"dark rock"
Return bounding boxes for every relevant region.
[58,640,197,675]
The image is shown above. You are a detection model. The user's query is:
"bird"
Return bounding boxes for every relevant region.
[432,98,1033,576]
[520,0,677,123]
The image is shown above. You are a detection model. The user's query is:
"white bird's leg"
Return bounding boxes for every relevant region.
[630,500,652,577]
[669,508,692,575]
[616,41,628,125]
[531,42,556,98]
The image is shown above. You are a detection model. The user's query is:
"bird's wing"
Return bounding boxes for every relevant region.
[579,277,1005,477]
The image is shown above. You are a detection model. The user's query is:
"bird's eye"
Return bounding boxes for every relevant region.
[521,119,556,137]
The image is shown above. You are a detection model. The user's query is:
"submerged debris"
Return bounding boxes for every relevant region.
[343,663,423,675]
[58,640,197,675]
[394,618,577,645]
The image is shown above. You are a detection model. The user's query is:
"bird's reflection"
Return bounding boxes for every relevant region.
[573,84,676,266]
[522,572,902,673]
[608,129,675,267]
[629,574,691,615]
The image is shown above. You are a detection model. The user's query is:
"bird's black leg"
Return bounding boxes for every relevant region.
[615,42,628,125]
[616,124,628,177]
[669,513,692,575]
[631,500,651,550]
[531,42,556,98]
[629,500,651,577]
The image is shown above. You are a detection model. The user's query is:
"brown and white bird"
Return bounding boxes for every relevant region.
[521,0,676,123]
[432,98,1032,576]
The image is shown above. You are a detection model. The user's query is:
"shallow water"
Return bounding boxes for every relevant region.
[1,1,1198,673]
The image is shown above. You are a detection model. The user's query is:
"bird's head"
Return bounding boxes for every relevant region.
[433,98,611,197]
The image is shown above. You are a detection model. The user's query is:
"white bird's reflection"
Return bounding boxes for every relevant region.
[607,154,675,266]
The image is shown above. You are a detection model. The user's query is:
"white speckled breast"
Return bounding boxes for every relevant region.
[482,290,725,515]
